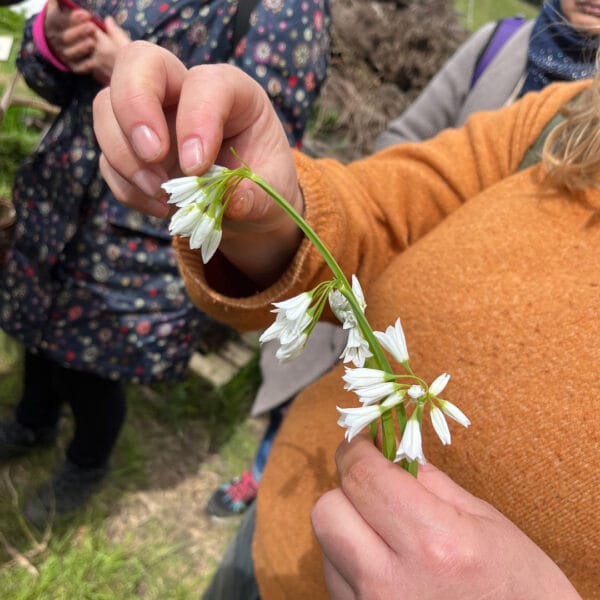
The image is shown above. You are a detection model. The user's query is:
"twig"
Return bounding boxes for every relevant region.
[0,530,39,577]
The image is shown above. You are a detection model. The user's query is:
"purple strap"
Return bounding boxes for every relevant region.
[470,17,526,89]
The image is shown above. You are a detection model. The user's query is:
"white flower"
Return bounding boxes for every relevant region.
[395,416,426,464]
[439,399,471,428]
[168,208,222,263]
[342,367,388,390]
[329,288,349,323]
[337,404,381,442]
[275,332,308,362]
[429,373,450,396]
[201,226,222,263]
[337,393,403,441]
[351,275,366,312]
[430,406,451,445]
[162,176,209,208]
[374,318,409,365]
[272,293,312,322]
[407,384,425,399]
[329,274,366,326]
[162,166,227,207]
[259,292,314,363]
[339,326,373,367]
[353,381,398,406]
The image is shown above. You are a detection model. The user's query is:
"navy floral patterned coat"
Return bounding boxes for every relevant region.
[0,0,330,383]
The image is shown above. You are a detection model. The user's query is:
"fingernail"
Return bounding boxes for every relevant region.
[131,125,162,161]
[132,169,164,198]
[180,137,204,172]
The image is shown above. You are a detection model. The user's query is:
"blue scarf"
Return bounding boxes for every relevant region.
[520,0,599,96]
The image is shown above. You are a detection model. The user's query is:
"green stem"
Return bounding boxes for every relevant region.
[249,174,408,467]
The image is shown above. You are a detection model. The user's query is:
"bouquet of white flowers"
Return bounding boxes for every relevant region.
[163,160,470,475]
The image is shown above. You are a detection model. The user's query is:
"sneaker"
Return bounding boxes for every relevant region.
[0,418,57,460]
[206,470,258,517]
[23,459,109,528]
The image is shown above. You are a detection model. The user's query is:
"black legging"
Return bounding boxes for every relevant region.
[16,351,126,469]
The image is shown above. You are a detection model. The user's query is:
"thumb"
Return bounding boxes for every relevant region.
[104,16,131,46]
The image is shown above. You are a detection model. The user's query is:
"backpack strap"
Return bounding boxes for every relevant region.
[470,16,527,90]
[232,0,261,49]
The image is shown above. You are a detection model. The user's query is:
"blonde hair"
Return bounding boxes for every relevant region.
[542,53,600,192]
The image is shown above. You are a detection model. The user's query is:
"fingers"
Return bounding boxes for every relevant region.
[335,436,470,552]
[311,488,391,598]
[98,155,169,218]
[320,554,356,600]
[101,42,186,164]
[104,16,130,47]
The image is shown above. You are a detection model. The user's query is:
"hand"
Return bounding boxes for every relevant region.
[93,41,304,286]
[44,0,97,69]
[311,435,581,599]
[72,17,130,84]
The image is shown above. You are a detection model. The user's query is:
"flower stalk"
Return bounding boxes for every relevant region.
[162,159,471,474]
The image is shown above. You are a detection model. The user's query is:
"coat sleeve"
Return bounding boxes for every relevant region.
[229,0,331,147]
[374,22,497,149]
[16,15,81,108]
[174,81,589,331]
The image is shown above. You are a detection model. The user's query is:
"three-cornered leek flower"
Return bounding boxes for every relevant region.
[161,158,471,475]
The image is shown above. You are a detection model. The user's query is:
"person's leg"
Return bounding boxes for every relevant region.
[23,366,126,526]
[55,366,127,469]
[0,351,61,459]
[202,502,260,600]
[206,402,289,517]
[251,404,287,482]
[16,351,63,430]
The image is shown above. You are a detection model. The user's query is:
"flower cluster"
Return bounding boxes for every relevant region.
[162,165,248,264]
[161,161,471,473]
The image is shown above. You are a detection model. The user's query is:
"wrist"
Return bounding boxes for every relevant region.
[33,4,70,72]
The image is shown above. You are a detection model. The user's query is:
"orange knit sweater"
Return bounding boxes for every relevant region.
[175,80,600,599]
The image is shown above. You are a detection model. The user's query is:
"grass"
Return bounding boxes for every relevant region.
[0,332,263,599]
[455,0,540,31]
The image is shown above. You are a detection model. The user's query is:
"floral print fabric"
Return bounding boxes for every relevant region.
[0,0,330,383]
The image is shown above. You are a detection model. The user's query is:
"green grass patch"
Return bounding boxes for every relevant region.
[454,0,540,31]
[0,526,201,600]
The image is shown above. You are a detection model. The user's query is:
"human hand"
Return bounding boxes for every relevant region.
[93,41,303,286]
[72,17,130,84]
[44,0,97,69]
[311,435,581,599]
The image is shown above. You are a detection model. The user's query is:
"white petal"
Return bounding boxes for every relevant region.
[440,400,471,428]
[273,292,312,321]
[342,367,387,390]
[353,381,397,406]
[351,274,367,312]
[276,332,307,362]
[259,319,287,344]
[169,206,200,236]
[407,384,425,399]
[336,404,380,441]
[430,406,451,445]
[396,418,425,464]
[374,318,409,364]
[329,288,351,324]
[340,329,372,367]
[189,215,215,249]
[429,373,450,396]
[201,227,222,263]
